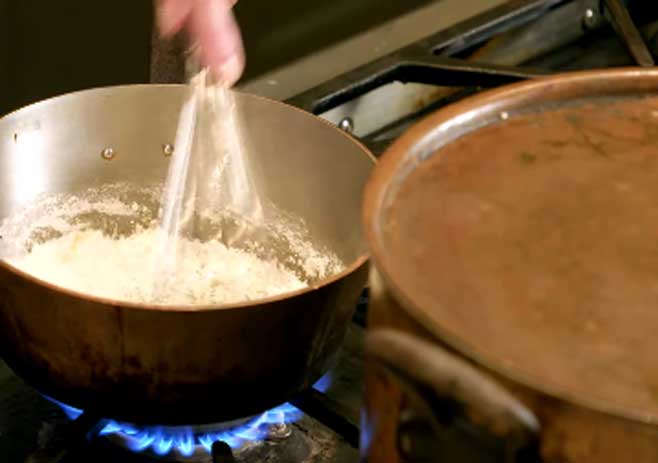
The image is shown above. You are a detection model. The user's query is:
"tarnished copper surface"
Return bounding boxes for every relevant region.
[365,269,658,463]
[0,262,368,425]
[387,95,658,420]
[363,68,658,462]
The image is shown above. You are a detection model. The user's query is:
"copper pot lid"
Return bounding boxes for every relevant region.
[364,68,658,424]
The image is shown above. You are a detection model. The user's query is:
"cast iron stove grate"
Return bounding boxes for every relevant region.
[286,0,657,156]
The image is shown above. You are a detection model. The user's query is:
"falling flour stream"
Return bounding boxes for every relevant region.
[153,70,268,300]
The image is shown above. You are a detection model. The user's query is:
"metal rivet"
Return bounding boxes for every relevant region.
[583,8,596,29]
[500,111,509,121]
[266,423,292,440]
[338,117,355,133]
[163,143,174,157]
[101,148,116,160]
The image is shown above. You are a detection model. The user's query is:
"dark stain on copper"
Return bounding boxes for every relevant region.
[520,152,537,164]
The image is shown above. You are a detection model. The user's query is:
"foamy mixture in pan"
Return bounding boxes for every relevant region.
[10,228,307,305]
[0,184,343,306]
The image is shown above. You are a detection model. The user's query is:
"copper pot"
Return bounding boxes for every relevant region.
[0,85,374,425]
[362,68,658,462]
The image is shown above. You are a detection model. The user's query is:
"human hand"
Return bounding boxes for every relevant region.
[156,0,245,86]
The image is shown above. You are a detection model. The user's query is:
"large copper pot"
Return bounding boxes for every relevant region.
[363,68,658,462]
[0,85,374,425]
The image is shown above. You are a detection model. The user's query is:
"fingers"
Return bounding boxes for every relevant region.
[156,0,194,37]
[190,0,245,86]
[155,0,246,86]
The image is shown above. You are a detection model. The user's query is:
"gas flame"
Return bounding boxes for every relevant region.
[48,374,331,457]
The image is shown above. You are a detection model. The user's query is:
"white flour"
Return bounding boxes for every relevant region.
[0,184,344,306]
[9,228,306,305]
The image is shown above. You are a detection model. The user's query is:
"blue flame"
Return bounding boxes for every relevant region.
[46,374,331,457]
[312,372,332,393]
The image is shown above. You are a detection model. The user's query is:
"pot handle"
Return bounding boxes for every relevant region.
[365,328,540,462]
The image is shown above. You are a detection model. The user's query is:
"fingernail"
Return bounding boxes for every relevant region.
[216,54,245,87]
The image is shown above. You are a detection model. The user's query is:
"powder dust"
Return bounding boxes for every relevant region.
[154,76,269,298]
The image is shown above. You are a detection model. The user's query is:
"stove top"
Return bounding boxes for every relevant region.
[5,0,658,462]
[0,321,364,463]
[284,0,658,154]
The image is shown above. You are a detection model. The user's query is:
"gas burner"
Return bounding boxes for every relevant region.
[46,375,332,461]
[52,401,299,461]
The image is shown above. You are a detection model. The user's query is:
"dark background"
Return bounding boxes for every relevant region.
[0,0,434,116]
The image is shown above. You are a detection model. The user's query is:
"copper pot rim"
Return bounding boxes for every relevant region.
[363,67,658,426]
[0,84,375,313]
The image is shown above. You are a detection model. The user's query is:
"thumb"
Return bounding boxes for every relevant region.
[191,1,245,86]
